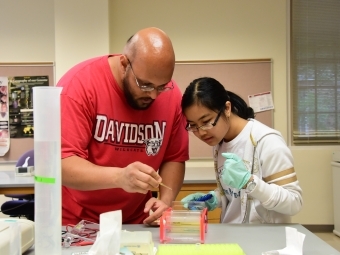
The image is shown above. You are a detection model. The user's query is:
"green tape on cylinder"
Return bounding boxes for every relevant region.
[35,175,56,184]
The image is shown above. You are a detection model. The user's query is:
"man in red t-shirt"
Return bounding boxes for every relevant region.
[57,27,189,225]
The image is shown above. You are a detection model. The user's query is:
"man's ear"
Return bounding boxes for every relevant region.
[119,55,129,74]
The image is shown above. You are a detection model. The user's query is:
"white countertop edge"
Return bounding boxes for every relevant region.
[184,166,215,182]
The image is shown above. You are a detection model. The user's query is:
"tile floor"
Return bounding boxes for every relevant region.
[314,232,340,252]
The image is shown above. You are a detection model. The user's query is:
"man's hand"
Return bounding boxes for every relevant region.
[143,197,169,225]
[117,162,162,194]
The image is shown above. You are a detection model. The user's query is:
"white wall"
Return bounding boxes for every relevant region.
[0,0,338,225]
[108,0,338,225]
[109,0,288,138]
[0,0,55,62]
[0,0,55,218]
[54,0,110,82]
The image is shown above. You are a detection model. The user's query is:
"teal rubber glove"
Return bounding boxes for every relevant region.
[180,191,218,211]
[221,153,251,190]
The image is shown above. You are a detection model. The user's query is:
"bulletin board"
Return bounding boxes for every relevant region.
[173,59,272,159]
[0,62,54,162]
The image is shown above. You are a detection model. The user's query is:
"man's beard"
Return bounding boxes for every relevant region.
[122,77,154,110]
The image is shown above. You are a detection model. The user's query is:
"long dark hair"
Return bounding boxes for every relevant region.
[181,77,255,119]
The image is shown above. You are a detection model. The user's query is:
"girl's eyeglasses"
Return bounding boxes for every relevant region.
[186,109,223,132]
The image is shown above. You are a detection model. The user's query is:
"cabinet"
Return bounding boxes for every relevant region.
[175,183,221,223]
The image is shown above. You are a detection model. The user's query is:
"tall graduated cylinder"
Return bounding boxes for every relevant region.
[33,87,62,255]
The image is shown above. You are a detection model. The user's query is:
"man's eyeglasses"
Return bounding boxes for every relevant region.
[186,109,223,132]
[126,57,174,92]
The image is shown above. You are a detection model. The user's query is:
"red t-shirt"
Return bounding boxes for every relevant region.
[57,55,189,225]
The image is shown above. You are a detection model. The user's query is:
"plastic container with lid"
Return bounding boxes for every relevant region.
[159,201,208,244]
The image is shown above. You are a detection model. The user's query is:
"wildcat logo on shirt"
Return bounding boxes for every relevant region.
[143,138,162,156]
[93,115,165,156]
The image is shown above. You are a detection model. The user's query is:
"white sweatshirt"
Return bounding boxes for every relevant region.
[213,119,303,223]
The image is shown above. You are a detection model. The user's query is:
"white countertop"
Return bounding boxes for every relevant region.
[0,171,34,187]
[0,166,217,187]
[184,167,216,184]
[24,224,340,255]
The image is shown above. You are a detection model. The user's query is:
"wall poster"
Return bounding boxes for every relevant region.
[0,77,9,156]
[8,76,49,138]
[0,62,53,160]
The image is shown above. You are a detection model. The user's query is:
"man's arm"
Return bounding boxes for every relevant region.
[142,161,185,224]
[62,156,162,193]
[158,161,185,206]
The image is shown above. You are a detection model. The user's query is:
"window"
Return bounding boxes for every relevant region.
[291,0,340,144]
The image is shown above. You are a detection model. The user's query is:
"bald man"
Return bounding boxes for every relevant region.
[57,27,189,225]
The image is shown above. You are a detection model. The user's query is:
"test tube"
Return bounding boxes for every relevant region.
[33,87,62,255]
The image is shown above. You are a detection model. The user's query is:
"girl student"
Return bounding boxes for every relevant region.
[181,77,303,223]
